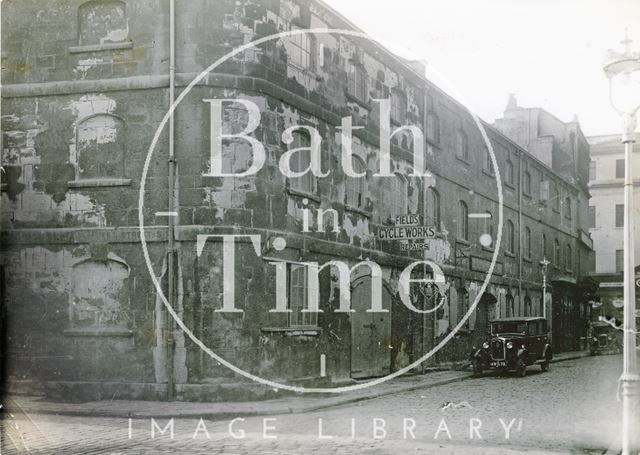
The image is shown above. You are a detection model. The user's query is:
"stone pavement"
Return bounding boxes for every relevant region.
[3,350,590,421]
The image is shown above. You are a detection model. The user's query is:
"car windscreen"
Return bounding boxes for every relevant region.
[491,321,526,335]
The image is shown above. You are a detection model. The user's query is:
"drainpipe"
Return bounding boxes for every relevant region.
[518,151,523,314]
[421,87,429,372]
[166,0,177,401]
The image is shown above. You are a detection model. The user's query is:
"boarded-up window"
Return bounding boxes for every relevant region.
[78,0,128,46]
[77,114,125,179]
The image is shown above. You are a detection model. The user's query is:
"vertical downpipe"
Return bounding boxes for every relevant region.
[518,152,523,314]
[166,0,176,401]
[421,87,429,373]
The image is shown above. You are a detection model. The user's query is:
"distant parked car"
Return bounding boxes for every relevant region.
[589,321,622,356]
[469,317,552,377]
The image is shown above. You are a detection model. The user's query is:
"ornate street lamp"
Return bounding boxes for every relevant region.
[603,32,640,455]
[540,256,550,319]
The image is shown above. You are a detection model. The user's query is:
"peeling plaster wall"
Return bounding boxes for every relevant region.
[0,0,594,400]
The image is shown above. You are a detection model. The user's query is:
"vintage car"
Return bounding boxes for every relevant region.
[589,321,622,355]
[469,317,552,377]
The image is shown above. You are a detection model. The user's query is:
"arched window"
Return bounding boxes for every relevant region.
[566,244,572,270]
[542,233,547,259]
[506,293,515,317]
[484,149,495,174]
[458,200,469,240]
[554,187,560,211]
[76,114,126,180]
[554,239,561,267]
[455,130,468,161]
[289,131,316,194]
[427,111,440,143]
[426,187,440,229]
[565,197,572,219]
[78,0,128,46]
[345,156,367,209]
[382,174,407,220]
[523,171,531,195]
[524,296,532,317]
[506,159,514,185]
[506,220,515,253]
[524,226,532,258]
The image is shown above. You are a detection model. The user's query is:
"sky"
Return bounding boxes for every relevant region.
[323,0,640,137]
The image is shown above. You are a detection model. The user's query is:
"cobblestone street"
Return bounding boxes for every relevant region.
[1,355,622,454]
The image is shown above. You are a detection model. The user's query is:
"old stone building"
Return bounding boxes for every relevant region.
[1,0,594,401]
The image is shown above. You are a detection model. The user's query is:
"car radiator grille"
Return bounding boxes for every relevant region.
[491,340,505,360]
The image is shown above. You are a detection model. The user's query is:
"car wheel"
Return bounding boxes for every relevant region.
[516,359,527,377]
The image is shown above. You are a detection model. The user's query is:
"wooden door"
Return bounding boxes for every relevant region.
[351,277,392,379]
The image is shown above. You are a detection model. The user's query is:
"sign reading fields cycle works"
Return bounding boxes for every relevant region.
[377,214,437,240]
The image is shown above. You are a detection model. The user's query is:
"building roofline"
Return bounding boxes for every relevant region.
[314,0,586,195]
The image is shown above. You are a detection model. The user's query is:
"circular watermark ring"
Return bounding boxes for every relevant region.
[138,28,504,394]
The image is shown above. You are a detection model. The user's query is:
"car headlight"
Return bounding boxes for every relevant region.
[506,341,513,349]
[482,342,489,349]
[592,337,598,342]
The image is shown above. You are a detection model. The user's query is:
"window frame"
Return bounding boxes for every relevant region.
[458,200,469,241]
[287,130,318,196]
[345,155,367,210]
[347,61,368,102]
[455,129,469,162]
[616,159,625,179]
[427,111,440,144]
[506,219,515,254]
[287,263,319,328]
[615,204,624,228]
[524,226,532,259]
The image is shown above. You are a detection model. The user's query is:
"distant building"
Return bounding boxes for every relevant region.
[493,95,596,352]
[585,134,640,320]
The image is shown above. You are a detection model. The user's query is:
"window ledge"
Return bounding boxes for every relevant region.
[523,256,533,263]
[456,156,471,166]
[344,92,369,109]
[504,182,516,190]
[287,187,320,203]
[68,178,132,188]
[482,245,495,252]
[69,41,133,54]
[345,205,371,218]
[64,327,133,337]
[261,327,321,336]
[482,169,495,178]
[523,192,532,199]
[504,251,516,258]
[456,238,470,246]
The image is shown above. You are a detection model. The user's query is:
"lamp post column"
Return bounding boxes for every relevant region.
[620,112,639,455]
